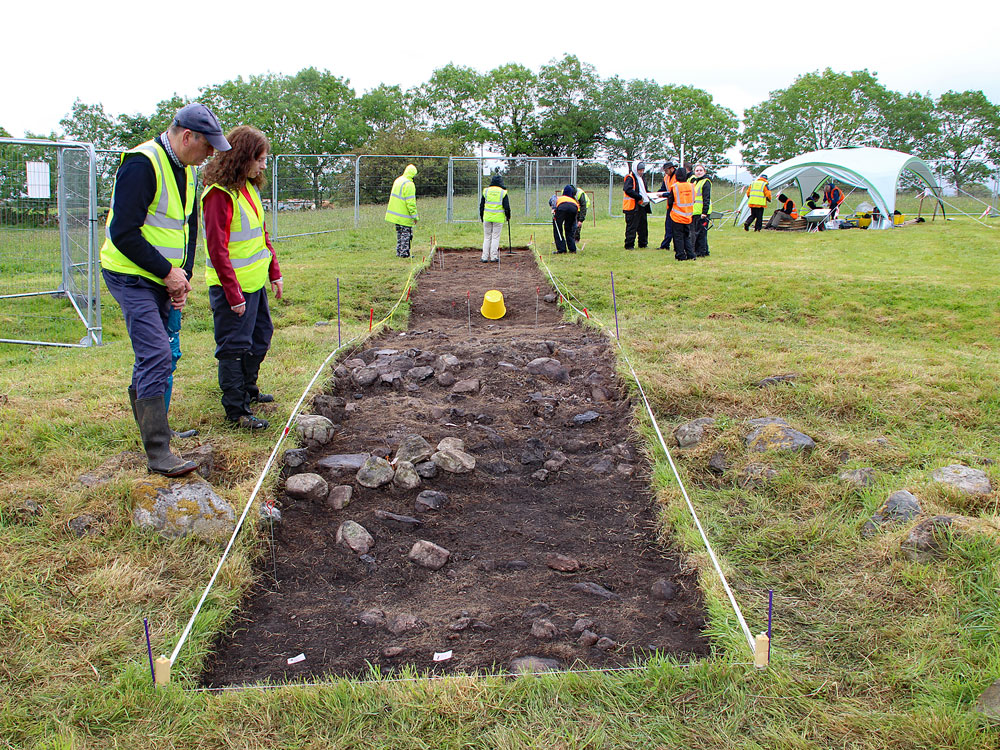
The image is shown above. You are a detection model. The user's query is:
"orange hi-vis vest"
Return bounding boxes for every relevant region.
[555,195,580,211]
[670,181,695,224]
[622,173,643,211]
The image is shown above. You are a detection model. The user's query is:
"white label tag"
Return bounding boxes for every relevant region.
[286,653,306,665]
[432,650,453,662]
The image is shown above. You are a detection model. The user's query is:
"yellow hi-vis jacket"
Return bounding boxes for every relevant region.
[100,140,195,284]
[747,178,771,207]
[385,164,418,226]
[691,176,711,215]
[482,185,507,223]
[202,182,271,294]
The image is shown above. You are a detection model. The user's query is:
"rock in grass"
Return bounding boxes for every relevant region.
[931,464,992,495]
[901,515,960,562]
[357,456,394,488]
[132,479,234,542]
[745,417,815,453]
[861,490,921,538]
[840,468,876,488]
[409,540,450,570]
[674,417,716,447]
[975,678,1000,720]
[510,656,561,674]
[336,521,374,555]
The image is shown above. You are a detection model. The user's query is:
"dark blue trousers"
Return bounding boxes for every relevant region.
[209,285,273,360]
[102,269,172,400]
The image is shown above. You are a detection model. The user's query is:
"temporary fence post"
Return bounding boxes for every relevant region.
[611,271,619,339]
[143,618,155,684]
[271,155,278,240]
[446,157,454,223]
[336,277,341,348]
[354,156,361,228]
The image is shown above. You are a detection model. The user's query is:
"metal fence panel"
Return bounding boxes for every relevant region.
[269,154,358,239]
[0,138,101,347]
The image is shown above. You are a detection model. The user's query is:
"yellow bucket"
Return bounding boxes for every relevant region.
[480,289,506,319]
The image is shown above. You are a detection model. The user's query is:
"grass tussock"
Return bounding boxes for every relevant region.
[1,209,999,748]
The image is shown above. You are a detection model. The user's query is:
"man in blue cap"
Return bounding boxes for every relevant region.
[100,103,230,476]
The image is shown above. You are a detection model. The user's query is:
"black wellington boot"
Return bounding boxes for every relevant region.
[133,395,197,477]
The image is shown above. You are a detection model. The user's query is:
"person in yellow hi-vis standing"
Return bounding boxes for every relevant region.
[479,173,511,262]
[385,163,418,257]
[743,173,772,232]
[201,126,283,430]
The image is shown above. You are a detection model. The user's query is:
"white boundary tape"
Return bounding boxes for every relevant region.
[168,261,423,667]
[535,250,756,655]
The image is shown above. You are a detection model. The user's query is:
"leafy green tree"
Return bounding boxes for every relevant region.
[531,54,603,158]
[656,85,738,166]
[409,64,488,143]
[877,91,938,155]
[357,127,472,203]
[480,64,538,156]
[929,90,1000,191]
[199,73,285,140]
[741,69,895,166]
[597,77,667,166]
[358,84,410,138]
[59,99,118,148]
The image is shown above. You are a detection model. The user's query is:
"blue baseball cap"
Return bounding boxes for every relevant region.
[172,103,231,151]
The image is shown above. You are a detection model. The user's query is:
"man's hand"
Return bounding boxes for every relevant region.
[231,302,246,317]
[164,266,191,298]
[271,278,284,300]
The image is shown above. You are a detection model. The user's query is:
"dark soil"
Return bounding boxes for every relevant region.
[202,246,709,687]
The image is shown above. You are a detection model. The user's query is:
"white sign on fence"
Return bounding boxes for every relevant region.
[26,161,51,199]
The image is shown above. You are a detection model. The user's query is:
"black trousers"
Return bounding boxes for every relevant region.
[659,214,674,249]
[624,209,648,248]
[746,206,765,231]
[673,222,695,260]
[694,219,710,256]
[552,209,578,253]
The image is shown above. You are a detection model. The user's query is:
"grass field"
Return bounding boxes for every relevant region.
[1,205,999,749]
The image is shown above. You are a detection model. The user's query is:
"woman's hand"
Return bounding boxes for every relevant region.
[272,278,284,300]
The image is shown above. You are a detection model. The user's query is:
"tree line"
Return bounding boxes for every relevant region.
[11,56,1000,190]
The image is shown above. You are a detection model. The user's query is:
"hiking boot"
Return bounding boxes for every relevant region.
[228,414,269,430]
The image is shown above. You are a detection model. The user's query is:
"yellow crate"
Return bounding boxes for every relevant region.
[893,213,905,225]
[857,213,871,229]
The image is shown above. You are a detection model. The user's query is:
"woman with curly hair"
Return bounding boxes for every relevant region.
[201,125,283,429]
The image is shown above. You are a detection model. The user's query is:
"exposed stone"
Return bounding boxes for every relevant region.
[530,618,558,640]
[571,581,619,600]
[436,371,456,387]
[975,678,1000,720]
[437,437,465,452]
[68,514,100,537]
[387,613,423,635]
[523,603,551,619]
[316,453,369,475]
[356,456,395,488]
[563,439,595,454]
[756,374,798,388]
[531,469,550,481]
[902,515,959,562]
[336,520,374,555]
[526,357,570,384]
[862,490,922,538]
[616,463,635,477]
[283,448,308,469]
[132,479,235,542]
[546,553,580,572]
[393,461,421,490]
[745,418,815,453]
[578,630,600,647]
[591,385,614,402]
[432,449,476,474]
[931,464,992,495]
[434,354,461,373]
[357,609,386,627]
[285,473,328,502]
[510,656,561,674]
[78,451,144,487]
[472,619,493,631]
[295,414,336,447]
[740,463,778,489]
[573,618,594,634]
[409,540,451,570]
[415,490,447,512]
[178,443,214,479]
[840,467,876,488]
[381,646,406,658]
[571,410,601,426]
[414,461,438,479]
[590,456,614,475]
[311,394,346,423]
[352,367,378,386]
[596,637,617,651]
[18,499,41,516]
[650,579,679,601]
[520,438,547,465]
[708,451,729,475]
[453,378,481,394]
[542,293,558,304]
[544,451,568,471]
[327,485,353,510]
[373,509,422,530]
[395,434,434,465]
[260,503,281,523]
[674,417,716,447]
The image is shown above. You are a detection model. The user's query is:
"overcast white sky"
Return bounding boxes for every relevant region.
[2,0,998,139]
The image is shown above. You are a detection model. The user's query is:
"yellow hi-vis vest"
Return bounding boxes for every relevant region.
[482,185,507,222]
[100,140,195,284]
[201,182,271,294]
[692,176,711,215]
[385,173,417,226]
[747,179,769,207]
